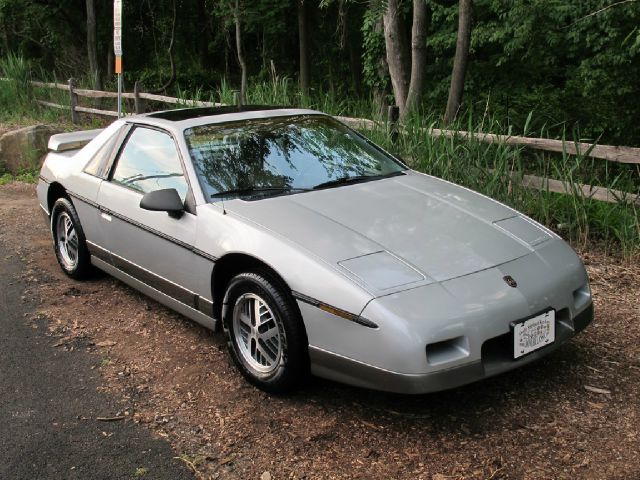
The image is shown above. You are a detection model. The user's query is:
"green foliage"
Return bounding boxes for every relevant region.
[361,6,389,92]
[0,173,12,185]
[0,169,38,185]
[0,0,636,144]
[423,0,640,144]
[0,0,638,254]
[0,53,33,112]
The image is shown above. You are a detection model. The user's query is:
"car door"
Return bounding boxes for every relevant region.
[96,125,200,306]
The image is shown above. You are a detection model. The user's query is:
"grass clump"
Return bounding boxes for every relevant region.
[0,169,40,185]
[0,173,13,185]
[0,53,33,114]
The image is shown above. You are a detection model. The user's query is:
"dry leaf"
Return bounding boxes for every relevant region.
[584,385,611,395]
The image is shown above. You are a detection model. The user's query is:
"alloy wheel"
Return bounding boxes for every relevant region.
[55,211,79,270]
[232,292,284,373]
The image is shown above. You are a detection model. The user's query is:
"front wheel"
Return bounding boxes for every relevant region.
[223,271,309,393]
[51,197,92,279]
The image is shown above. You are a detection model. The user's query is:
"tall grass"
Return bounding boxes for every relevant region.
[0,53,34,113]
[361,110,639,257]
[1,58,638,256]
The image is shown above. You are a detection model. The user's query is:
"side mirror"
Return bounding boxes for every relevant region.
[140,188,184,218]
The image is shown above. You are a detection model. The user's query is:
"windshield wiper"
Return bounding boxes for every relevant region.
[312,170,405,190]
[211,186,310,198]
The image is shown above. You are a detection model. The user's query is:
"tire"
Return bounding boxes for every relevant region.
[51,197,92,280]
[223,271,309,393]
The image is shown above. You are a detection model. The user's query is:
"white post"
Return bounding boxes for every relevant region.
[117,72,122,118]
[114,0,123,117]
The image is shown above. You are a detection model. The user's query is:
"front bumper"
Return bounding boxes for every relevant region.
[309,303,593,394]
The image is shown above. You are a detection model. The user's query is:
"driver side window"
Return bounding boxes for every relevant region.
[112,127,188,202]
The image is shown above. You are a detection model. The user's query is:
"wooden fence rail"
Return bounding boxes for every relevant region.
[3,77,638,205]
[337,117,640,165]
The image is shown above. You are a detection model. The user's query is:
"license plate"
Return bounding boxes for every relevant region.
[512,310,555,359]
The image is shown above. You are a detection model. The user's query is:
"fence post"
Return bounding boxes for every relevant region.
[68,78,79,124]
[233,90,242,107]
[388,105,399,143]
[134,81,146,114]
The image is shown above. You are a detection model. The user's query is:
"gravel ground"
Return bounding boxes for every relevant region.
[1,182,639,480]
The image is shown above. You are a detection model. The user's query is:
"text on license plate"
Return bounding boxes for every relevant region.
[513,310,555,359]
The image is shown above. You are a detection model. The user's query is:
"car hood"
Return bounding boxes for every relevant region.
[225,171,552,293]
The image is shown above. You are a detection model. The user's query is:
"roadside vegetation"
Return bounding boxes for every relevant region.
[1,58,639,257]
[0,0,638,256]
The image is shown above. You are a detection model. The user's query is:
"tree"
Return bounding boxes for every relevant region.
[85,0,101,89]
[149,0,177,93]
[443,0,472,124]
[298,0,310,95]
[361,2,390,115]
[405,0,427,117]
[382,0,428,121]
[234,0,247,104]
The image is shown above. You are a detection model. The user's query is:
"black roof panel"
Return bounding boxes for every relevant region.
[145,105,285,122]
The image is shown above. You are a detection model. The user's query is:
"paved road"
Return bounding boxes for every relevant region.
[0,244,193,480]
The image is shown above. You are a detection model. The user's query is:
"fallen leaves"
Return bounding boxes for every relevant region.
[3,185,640,480]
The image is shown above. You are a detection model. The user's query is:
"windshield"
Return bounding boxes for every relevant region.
[184,115,406,200]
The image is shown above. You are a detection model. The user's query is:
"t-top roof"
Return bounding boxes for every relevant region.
[145,105,284,122]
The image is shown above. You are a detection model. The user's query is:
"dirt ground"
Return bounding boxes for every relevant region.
[1,182,639,480]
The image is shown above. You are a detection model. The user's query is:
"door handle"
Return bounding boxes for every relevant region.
[101,212,112,222]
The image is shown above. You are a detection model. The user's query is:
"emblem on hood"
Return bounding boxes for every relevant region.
[503,275,518,288]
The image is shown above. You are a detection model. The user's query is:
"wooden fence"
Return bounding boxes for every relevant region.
[30,79,224,121]
[16,78,640,206]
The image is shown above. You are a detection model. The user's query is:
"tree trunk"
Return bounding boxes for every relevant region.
[149,0,177,94]
[444,0,473,124]
[383,0,410,116]
[403,0,427,121]
[197,1,211,67]
[234,0,247,105]
[370,7,390,117]
[297,0,310,95]
[85,0,101,90]
[107,42,114,79]
[1,19,10,55]
[347,31,362,96]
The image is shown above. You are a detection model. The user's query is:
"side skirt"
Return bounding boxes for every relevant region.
[91,256,218,331]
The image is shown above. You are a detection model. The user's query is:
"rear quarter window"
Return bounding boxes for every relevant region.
[84,129,122,178]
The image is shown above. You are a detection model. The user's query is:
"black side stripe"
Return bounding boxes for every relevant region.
[196,296,215,317]
[292,291,378,329]
[87,240,111,263]
[68,191,99,208]
[87,241,215,318]
[292,291,323,307]
[68,191,218,262]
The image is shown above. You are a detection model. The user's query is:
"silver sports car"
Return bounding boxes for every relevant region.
[37,107,593,394]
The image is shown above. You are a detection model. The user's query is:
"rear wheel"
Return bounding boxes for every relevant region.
[51,197,92,279]
[223,271,308,393]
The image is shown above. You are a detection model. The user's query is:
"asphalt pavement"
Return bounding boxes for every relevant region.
[0,244,193,480]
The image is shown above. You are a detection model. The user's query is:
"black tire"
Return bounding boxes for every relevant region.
[222,271,309,394]
[51,197,92,280]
